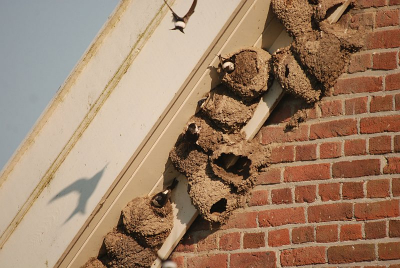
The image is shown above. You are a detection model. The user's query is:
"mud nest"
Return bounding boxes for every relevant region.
[188,165,244,224]
[273,46,321,104]
[292,31,349,90]
[221,47,272,102]
[104,230,157,268]
[271,0,314,38]
[122,196,173,248]
[200,84,258,133]
[210,140,270,192]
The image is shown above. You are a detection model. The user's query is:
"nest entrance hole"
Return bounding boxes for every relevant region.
[210,198,227,214]
[214,153,251,179]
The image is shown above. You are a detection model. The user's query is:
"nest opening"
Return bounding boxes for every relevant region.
[210,198,227,214]
[214,153,251,179]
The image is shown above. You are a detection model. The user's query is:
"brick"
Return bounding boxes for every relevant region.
[396,94,400,110]
[295,144,317,161]
[248,189,268,207]
[332,159,380,178]
[310,119,357,140]
[370,136,392,154]
[395,135,400,152]
[271,188,292,204]
[188,217,215,232]
[256,168,281,185]
[230,252,276,268]
[345,97,368,115]
[368,29,400,49]
[340,224,362,241]
[221,211,257,229]
[268,229,290,247]
[384,157,400,174]
[328,244,375,264]
[259,207,305,227]
[348,53,372,73]
[365,220,387,239]
[355,200,400,220]
[281,247,326,266]
[284,163,330,182]
[266,96,294,125]
[373,51,398,70]
[219,232,240,251]
[389,220,400,238]
[320,142,341,159]
[316,224,338,243]
[348,12,375,30]
[390,0,400,4]
[308,203,353,223]
[356,0,386,8]
[243,232,265,249]
[319,100,342,117]
[319,183,340,201]
[379,242,400,260]
[376,10,400,27]
[269,145,294,164]
[295,185,316,203]
[386,72,400,91]
[361,115,400,133]
[394,178,400,196]
[170,255,184,268]
[175,233,195,253]
[334,76,383,95]
[187,254,227,268]
[370,95,393,113]
[292,226,314,244]
[344,139,367,156]
[367,179,390,198]
[343,181,364,199]
[261,124,308,145]
[197,233,218,252]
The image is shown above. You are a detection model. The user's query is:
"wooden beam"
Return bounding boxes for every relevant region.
[327,0,351,24]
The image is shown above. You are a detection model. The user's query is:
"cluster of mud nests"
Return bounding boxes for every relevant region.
[83,1,366,267]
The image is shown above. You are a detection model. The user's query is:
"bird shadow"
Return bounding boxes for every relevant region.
[49,165,108,224]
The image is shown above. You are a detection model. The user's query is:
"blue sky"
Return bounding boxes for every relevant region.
[0,0,119,171]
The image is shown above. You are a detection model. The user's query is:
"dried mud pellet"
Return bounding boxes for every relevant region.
[122,196,173,248]
[273,46,321,104]
[221,47,272,102]
[314,0,352,21]
[104,230,157,268]
[188,165,244,224]
[201,85,258,133]
[292,31,349,90]
[271,0,314,38]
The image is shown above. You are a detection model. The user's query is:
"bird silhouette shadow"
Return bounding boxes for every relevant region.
[49,165,107,224]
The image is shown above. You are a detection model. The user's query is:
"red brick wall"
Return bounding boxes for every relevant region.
[171,2,400,267]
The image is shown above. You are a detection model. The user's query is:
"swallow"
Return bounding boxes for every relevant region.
[218,54,235,73]
[164,0,197,33]
[151,178,179,208]
[184,122,201,145]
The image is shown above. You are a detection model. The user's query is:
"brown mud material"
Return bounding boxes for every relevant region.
[292,31,349,90]
[319,20,366,52]
[169,133,209,177]
[188,165,244,224]
[273,46,321,104]
[189,115,225,153]
[210,140,270,192]
[81,257,106,268]
[201,84,258,133]
[313,0,352,21]
[285,108,308,130]
[271,0,314,38]
[221,47,271,102]
[122,196,173,248]
[104,230,157,268]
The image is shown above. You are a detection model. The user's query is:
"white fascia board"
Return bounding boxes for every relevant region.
[0,0,250,267]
